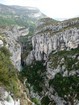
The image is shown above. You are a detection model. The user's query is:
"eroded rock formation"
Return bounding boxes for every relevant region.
[25,18,79,105]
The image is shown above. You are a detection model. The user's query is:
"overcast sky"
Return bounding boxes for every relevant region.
[0,0,79,20]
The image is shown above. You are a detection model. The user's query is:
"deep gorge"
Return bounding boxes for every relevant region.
[0,4,79,105]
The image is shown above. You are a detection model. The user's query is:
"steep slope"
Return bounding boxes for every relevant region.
[0,4,46,105]
[0,26,29,70]
[0,4,46,66]
[25,17,79,63]
[0,3,45,27]
[21,17,79,105]
[0,34,32,105]
[0,3,79,105]
[0,3,48,105]
[0,3,46,70]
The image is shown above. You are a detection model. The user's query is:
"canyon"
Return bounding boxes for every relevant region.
[0,4,79,105]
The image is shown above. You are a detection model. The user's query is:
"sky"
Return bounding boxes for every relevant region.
[0,0,79,20]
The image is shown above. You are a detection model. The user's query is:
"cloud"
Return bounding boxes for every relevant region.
[0,0,79,20]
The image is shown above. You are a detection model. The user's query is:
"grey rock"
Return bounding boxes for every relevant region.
[0,26,28,71]
[0,40,3,47]
[25,18,79,105]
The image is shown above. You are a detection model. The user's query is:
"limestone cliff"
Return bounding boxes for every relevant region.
[0,26,33,105]
[0,3,79,105]
[24,18,79,105]
[26,18,79,62]
[0,4,46,105]
[0,26,29,70]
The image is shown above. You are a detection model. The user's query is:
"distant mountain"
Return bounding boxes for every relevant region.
[0,3,46,27]
[1,3,79,105]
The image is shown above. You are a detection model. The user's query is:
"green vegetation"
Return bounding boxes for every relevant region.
[20,61,46,93]
[0,46,20,98]
[0,16,17,26]
[37,22,79,36]
[41,95,56,105]
[49,73,79,105]
[0,5,37,29]
[0,15,36,28]
[37,17,59,29]
[41,96,50,105]
[49,48,79,104]
[32,98,40,105]
[37,17,79,37]
[49,48,79,73]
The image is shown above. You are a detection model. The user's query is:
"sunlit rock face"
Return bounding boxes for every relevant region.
[25,18,79,105]
[26,18,79,64]
[32,27,79,61]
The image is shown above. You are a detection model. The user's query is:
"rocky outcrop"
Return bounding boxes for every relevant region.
[0,4,47,105]
[26,18,79,63]
[0,83,33,105]
[32,27,79,60]
[25,18,79,105]
[0,26,33,105]
[0,26,28,70]
[0,40,3,47]
[0,87,20,105]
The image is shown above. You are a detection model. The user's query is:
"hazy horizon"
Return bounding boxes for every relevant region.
[0,0,79,21]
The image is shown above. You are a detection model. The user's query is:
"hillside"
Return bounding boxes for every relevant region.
[0,4,46,105]
[21,17,79,105]
[0,3,79,105]
[0,4,46,27]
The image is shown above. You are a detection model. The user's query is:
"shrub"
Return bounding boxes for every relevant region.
[49,73,79,104]
[20,61,46,93]
[0,47,20,98]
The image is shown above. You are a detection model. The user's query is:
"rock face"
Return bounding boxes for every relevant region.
[0,26,33,105]
[0,87,20,105]
[0,40,3,47]
[31,27,79,61]
[0,84,33,105]
[0,26,28,70]
[26,18,79,62]
[25,18,79,105]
